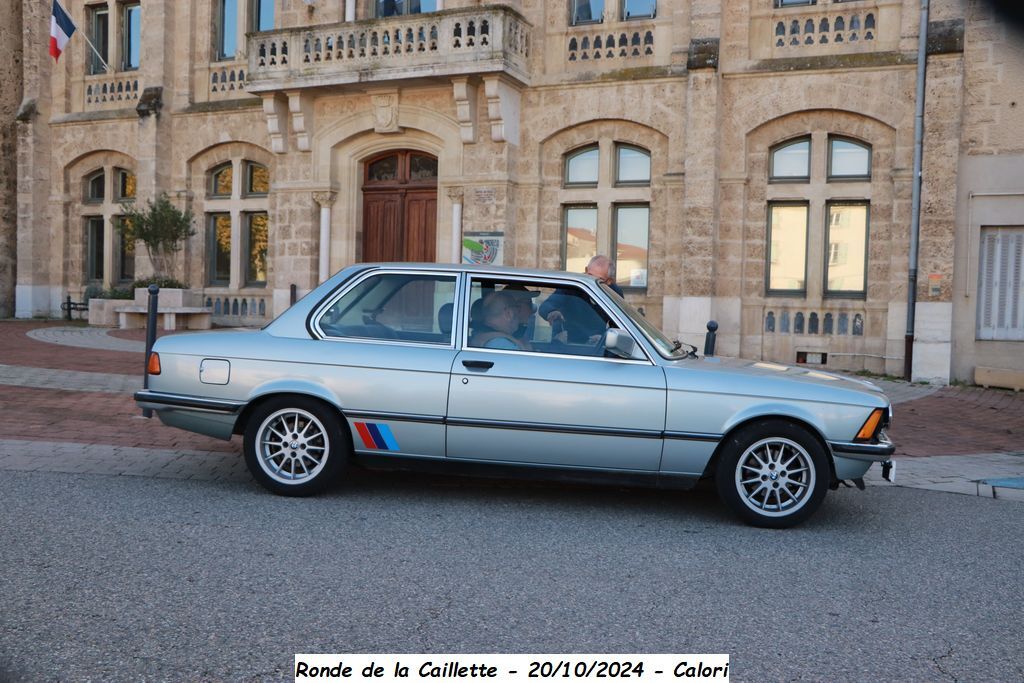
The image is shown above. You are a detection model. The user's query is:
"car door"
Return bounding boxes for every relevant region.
[307,269,462,460]
[445,276,667,471]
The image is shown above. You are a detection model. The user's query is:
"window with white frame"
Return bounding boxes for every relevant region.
[561,142,651,291]
[977,226,1024,341]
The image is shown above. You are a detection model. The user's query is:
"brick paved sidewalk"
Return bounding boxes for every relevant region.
[888,385,1024,456]
[0,321,144,374]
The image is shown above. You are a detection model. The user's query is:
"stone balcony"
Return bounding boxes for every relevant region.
[749,0,902,62]
[246,5,532,94]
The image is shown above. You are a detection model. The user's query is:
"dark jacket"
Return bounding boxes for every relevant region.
[538,288,610,343]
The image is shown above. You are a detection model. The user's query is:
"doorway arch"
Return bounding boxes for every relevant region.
[361,149,438,262]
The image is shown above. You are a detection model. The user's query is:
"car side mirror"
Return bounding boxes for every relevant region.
[604,328,637,359]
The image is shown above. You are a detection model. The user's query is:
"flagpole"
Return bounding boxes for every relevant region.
[51,0,111,73]
[78,28,112,74]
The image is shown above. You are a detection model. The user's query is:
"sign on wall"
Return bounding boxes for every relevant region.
[463,232,504,266]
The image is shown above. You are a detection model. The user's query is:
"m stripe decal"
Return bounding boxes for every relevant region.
[353,422,399,451]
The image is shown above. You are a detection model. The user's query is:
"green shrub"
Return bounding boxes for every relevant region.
[130,276,188,290]
[102,287,134,300]
[119,194,195,280]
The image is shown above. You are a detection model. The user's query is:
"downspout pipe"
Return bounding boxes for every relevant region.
[905,0,931,381]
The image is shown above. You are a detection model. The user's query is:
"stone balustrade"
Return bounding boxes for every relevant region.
[567,26,655,64]
[208,62,250,100]
[773,10,877,50]
[751,1,900,61]
[765,309,866,337]
[247,6,532,92]
[84,74,141,110]
[205,294,270,326]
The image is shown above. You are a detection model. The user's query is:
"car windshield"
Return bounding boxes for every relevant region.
[599,282,689,360]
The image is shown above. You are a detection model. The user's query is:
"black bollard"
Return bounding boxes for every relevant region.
[704,320,719,357]
[142,285,159,417]
[65,295,73,321]
[290,283,298,306]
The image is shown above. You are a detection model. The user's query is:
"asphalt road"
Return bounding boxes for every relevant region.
[1,468,1021,682]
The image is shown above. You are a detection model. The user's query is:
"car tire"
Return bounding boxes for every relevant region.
[243,396,349,497]
[714,419,830,528]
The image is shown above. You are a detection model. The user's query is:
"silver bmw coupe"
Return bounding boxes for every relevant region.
[135,263,894,527]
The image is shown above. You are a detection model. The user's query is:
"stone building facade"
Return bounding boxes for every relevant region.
[0,0,23,319]
[10,0,1024,383]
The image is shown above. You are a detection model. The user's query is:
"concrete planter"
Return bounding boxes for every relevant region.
[87,298,125,327]
[132,288,203,308]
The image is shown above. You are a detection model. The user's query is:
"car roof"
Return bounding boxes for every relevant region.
[357,262,598,283]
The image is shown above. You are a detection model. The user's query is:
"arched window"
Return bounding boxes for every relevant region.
[85,169,106,203]
[204,157,271,290]
[560,139,653,291]
[615,144,651,185]
[564,145,600,186]
[210,163,233,197]
[828,136,872,181]
[244,162,269,196]
[770,137,811,182]
[115,168,136,201]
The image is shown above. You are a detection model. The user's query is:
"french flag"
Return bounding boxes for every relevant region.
[49,0,76,61]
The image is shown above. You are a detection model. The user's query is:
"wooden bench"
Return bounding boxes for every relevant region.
[115,305,213,331]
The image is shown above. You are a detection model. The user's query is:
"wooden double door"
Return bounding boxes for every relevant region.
[362,150,438,263]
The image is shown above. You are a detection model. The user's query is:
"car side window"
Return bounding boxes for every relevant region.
[319,273,457,345]
[467,278,619,357]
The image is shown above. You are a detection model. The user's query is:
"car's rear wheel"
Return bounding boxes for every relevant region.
[243,397,349,496]
[714,420,829,528]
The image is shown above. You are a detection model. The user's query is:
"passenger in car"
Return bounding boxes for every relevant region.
[469,292,532,351]
[501,284,541,343]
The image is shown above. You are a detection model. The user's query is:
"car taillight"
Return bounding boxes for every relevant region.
[855,408,884,442]
[147,352,161,375]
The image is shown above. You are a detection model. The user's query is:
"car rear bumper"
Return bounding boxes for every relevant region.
[134,390,244,414]
[134,390,244,441]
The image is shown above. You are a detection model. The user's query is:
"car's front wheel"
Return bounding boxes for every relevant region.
[715,420,830,528]
[243,396,349,496]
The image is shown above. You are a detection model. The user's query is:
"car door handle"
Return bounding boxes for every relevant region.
[462,360,494,370]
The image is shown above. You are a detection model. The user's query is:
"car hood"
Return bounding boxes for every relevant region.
[663,356,889,407]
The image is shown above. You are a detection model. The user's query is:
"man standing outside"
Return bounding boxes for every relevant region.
[539,255,622,344]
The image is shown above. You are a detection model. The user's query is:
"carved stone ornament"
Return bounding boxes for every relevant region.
[446,187,465,203]
[312,191,337,208]
[371,93,401,134]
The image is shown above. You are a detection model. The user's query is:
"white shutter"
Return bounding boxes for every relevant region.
[977,227,1024,341]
